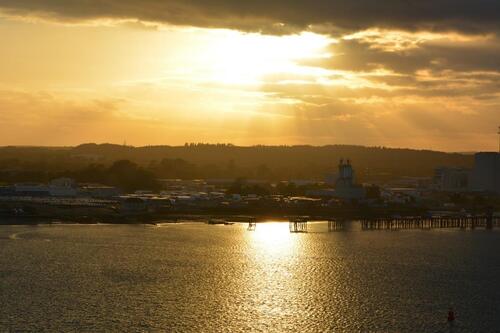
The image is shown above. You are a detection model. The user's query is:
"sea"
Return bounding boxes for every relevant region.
[0,222,499,332]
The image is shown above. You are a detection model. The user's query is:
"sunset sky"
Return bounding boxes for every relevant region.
[0,1,499,151]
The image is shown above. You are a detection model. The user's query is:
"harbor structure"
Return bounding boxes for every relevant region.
[333,159,365,200]
[469,152,500,194]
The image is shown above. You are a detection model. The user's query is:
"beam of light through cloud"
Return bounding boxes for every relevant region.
[0,2,498,150]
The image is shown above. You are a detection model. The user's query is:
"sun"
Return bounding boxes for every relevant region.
[203,30,333,85]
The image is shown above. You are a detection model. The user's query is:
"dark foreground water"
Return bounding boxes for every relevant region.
[0,222,499,332]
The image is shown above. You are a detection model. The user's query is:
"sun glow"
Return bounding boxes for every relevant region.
[251,222,295,255]
[201,31,333,84]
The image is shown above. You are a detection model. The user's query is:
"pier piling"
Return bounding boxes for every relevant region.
[328,220,344,231]
[289,216,309,233]
[360,215,499,231]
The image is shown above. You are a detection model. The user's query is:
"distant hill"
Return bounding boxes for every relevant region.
[0,143,474,182]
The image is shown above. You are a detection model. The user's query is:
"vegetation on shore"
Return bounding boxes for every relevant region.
[0,143,473,191]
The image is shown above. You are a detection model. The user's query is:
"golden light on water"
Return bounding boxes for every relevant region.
[245,222,303,322]
[250,222,296,255]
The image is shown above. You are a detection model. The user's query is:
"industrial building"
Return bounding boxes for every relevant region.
[434,167,470,192]
[469,152,500,194]
[333,159,365,200]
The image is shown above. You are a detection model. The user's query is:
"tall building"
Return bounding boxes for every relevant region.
[469,152,500,194]
[336,159,355,188]
[334,159,365,199]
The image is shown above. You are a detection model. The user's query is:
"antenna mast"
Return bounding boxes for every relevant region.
[498,126,500,153]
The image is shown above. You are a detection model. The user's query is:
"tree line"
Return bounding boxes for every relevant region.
[0,143,474,191]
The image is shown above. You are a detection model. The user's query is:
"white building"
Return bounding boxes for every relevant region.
[333,159,365,200]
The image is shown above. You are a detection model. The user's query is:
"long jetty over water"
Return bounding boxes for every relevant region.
[244,215,500,232]
[360,215,500,230]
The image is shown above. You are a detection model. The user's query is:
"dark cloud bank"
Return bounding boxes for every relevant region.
[0,0,499,34]
[0,0,498,148]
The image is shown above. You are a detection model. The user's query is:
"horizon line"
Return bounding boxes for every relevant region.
[0,142,484,155]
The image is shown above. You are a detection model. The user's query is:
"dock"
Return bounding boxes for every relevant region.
[246,217,257,231]
[360,215,500,230]
[289,216,309,233]
[328,219,345,231]
[243,214,500,233]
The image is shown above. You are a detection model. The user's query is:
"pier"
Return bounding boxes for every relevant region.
[242,214,500,233]
[360,215,500,230]
[289,216,309,233]
[328,219,345,231]
[246,217,257,231]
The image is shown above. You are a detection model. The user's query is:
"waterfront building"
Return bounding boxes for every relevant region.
[13,183,50,196]
[382,188,422,203]
[120,197,148,212]
[469,152,500,194]
[434,167,470,192]
[310,159,365,199]
[50,178,76,188]
[333,159,365,200]
[49,178,78,197]
[305,189,336,197]
[79,184,121,198]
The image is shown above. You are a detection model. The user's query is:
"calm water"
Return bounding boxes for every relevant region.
[0,222,499,332]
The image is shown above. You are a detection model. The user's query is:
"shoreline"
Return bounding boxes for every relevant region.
[0,214,293,225]
[1,211,498,226]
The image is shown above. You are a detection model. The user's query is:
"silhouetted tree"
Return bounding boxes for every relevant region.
[365,185,381,199]
[106,160,159,192]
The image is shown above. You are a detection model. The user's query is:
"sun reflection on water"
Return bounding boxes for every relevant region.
[249,222,297,255]
[243,222,304,325]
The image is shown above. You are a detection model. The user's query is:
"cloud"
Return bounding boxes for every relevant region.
[0,90,145,145]
[248,28,500,150]
[0,90,121,123]
[0,0,499,35]
[306,32,500,74]
[285,31,500,101]
[0,2,498,150]
[255,89,500,151]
